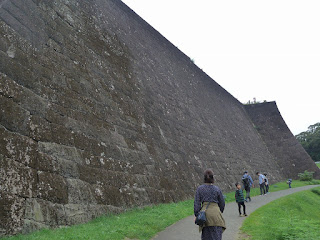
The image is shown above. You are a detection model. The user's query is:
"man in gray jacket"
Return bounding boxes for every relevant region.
[242,171,254,201]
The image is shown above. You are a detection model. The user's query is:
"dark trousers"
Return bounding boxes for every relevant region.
[265,184,269,193]
[237,202,246,215]
[260,183,266,195]
[245,187,251,201]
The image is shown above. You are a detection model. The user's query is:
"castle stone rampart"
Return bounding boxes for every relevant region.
[244,102,320,179]
[0,0,315,236]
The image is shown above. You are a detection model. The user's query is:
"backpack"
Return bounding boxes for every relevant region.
[242,176,249,188]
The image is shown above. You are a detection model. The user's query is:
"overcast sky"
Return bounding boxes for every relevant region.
[121,0,320,135]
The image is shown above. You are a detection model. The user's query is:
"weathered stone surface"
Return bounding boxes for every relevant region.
[0,155,37,198]
[244,102,320,179]
[0,0,317,236]
[0,189,25,236]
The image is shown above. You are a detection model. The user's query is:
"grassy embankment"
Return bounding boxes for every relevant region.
[2,180,320,240]
[316,162,320,168]
[240,186,320,240]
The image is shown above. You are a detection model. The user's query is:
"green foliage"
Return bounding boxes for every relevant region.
[298,170,314,181]
[244,98,267,105]
[295,122,320,162]
[241,187,320,240]
[316,162,320,168]
[311,188,320,196]
[309,179,320,185]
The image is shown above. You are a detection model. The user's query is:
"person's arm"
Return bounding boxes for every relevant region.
[194,187,201,216]
[249,175,254,187]
[218,188,225,213]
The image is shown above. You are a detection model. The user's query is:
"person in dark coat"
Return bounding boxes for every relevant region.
[194,169,226,240]
[264,173,269,193]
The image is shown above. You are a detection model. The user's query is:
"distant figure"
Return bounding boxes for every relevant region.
[242,171,254,202]
[235,182,247,217]
[287,178,292,188]
[194,169,226,240]
[264,173,269,193]
[256,172,266,195]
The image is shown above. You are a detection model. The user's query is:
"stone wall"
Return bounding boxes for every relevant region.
[0,0,315,236]
[244,102,320,179]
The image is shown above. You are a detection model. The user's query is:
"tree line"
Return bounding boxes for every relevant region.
[295,122,320,162]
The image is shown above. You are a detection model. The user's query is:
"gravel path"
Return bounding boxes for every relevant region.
[152,185,320,240]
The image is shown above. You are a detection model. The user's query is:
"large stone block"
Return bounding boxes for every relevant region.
[0,190,25,236]
[22,198,67,232]
[0,127,39,168]
[0,155,37,198]
[66,179,97,204]
[37,171,68,204]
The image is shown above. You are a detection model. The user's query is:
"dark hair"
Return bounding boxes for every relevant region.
[204,169,214,183]
[244,171,248,174]
[256,172,260,175]
[235,182,240,187]
[264,173,267,176]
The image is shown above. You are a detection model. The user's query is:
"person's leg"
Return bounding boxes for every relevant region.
[260,183,266,194]
[242,202,246,215]
[247,187,251,201]
[244,188,248,201]
[238,202,242,215]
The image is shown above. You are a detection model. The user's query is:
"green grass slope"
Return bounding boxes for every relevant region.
[1,200,194,240]
[241,186,320,240]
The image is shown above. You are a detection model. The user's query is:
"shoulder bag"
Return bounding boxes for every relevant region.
[195,202,210,226]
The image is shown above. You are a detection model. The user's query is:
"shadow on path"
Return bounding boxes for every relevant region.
[152,185,320,240]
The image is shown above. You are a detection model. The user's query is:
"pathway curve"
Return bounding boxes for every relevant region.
[152,185,320,240]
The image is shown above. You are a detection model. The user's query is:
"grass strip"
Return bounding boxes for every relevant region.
[1,200,194,240]
[316,162,320,168]
[2,180,319,240]
[240,186,320,240]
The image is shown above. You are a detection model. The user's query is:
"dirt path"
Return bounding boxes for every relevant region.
[152,185,320,240]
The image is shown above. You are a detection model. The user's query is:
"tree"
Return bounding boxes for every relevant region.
[295,122,320,162]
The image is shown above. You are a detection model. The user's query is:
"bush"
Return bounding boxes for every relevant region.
[298,170,314,181]
[311,188,320,196]
[309,179,320,185]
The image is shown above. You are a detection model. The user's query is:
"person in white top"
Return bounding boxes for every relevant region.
[256,172,266,195]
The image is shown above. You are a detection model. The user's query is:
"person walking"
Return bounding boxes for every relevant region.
[256,172,266,195]
[264,173,269,193]
[194,169,226,240]
[287,178,292,188]
[241,171,254,202]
